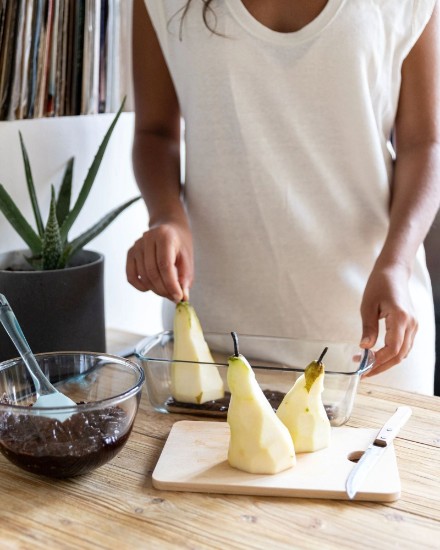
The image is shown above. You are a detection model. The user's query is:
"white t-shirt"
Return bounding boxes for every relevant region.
[144,0,436,394]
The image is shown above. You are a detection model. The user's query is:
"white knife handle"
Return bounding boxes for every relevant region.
[374,406,412,447]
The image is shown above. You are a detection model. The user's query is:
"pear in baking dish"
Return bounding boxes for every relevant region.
[171,301,224,404]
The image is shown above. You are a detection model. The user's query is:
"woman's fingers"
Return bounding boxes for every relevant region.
[364,311,418,377]
[176,244,194,301]
[126,244,148,291]
[126,223,193,302]
[155,234,183,302]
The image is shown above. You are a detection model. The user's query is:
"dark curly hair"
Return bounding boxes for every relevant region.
[179,0,219,38]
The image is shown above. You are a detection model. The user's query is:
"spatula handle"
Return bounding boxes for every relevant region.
[0,294,57,397]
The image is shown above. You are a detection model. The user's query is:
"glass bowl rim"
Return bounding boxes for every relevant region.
[0,351,145,414]
[135,330,375,376]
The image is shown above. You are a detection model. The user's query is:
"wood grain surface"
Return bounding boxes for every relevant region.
[0,329,438,550]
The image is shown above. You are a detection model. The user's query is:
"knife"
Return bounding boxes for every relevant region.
[346,406,412,500]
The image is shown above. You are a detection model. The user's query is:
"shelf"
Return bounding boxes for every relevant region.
[0,0,133,121]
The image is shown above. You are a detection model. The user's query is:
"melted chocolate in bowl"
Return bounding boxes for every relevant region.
[0,406,131,478]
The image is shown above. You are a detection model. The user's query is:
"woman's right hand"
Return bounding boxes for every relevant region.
[126,219,194,303]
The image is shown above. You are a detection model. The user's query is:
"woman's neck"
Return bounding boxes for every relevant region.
[240,0,329,33]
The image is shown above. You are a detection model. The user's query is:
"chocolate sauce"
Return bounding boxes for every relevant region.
[0,406,131,478]
[165,390,337,420]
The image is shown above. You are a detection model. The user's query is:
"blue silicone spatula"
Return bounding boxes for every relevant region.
[0,293,76,421]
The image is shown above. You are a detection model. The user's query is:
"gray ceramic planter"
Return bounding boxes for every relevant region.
[0,249,106,362]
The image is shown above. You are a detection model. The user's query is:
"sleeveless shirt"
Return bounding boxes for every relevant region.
[144,0,437,393]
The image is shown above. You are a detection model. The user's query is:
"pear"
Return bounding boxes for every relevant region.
[276,348,331,453]
[227,332,296,474]
[171,301,224,404]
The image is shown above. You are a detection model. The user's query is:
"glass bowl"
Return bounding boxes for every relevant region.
[0,352,145,478]
[135,331,374,427]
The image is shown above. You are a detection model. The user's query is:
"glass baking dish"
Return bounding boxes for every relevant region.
[135,331,375,426]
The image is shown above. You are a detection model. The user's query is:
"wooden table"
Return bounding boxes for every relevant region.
[0,330,439,549]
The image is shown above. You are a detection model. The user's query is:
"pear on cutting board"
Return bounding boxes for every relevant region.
[276,347,331,453]
[171,301,224,404]
[227,332,296,475]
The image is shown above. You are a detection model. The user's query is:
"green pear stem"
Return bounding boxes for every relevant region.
[317,347,328,364]
[231,332,239,357]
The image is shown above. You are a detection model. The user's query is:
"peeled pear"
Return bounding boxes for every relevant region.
[276,348,331,453]
[227,332,295,474]
[171,301,224,404]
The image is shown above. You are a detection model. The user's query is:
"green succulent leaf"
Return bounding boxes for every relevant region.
[26,255,43,270]
[61,195,141,265]
[59,98,126,243]
[3,98,133,269]
[0,184,42,255]
[19,131,45,237]
[42,186,63,270]
[56,157,74,229]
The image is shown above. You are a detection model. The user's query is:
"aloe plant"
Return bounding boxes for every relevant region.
[0,99,141,270]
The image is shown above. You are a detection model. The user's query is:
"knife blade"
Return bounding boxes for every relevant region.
[346,406,412,500]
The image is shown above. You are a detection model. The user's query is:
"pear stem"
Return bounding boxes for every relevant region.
[317,347,328,364]
[231,332,239,356]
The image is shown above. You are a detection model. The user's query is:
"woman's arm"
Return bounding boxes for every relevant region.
[361,3,440,375]
[126,0,193,302]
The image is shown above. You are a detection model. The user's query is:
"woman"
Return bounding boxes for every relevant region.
[127,0,440,394]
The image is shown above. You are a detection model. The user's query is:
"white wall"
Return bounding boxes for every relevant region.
[0,113,164,336]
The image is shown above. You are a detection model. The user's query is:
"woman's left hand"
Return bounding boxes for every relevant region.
[359,263,418,376]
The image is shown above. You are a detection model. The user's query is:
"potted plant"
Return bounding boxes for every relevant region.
[0,100,140,361]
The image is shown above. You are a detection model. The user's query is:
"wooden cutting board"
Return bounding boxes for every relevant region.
[152,421,401,502]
